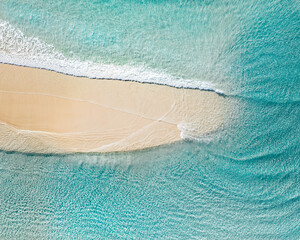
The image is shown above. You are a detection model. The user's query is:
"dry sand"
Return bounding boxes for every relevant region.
[0,63,226,153]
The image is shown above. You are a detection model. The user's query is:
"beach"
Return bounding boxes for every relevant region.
[1,1,299,238]
[0,63,226,153]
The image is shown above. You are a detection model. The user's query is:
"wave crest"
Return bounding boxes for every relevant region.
[0,20,223,93]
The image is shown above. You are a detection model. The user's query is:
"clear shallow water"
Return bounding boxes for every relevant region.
[1,0,299,98]
[0,134,299,239]
[0,0,299,239]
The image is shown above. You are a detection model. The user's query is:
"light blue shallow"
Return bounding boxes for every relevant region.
[0,0,299,239]
[0,0,299,101]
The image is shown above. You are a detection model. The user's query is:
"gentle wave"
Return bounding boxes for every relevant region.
[0,20,224,94]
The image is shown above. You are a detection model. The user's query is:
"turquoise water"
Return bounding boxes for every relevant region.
[0,0,299,239]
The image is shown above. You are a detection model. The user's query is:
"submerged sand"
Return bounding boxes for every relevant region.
[0,63,226,153]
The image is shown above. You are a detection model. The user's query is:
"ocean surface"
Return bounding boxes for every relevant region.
[0,0,299,239]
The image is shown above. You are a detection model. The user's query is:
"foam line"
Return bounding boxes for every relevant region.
[0,20,224,94]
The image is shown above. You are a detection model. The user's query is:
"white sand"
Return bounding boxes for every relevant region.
[0,63,226,153]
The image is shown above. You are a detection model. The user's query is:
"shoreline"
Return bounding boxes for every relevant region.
[0,56,223,94]
[0,63,226,153]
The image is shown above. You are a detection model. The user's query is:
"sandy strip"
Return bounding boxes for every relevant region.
[0,63,226,153]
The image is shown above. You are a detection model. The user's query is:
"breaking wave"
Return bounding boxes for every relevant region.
[0,20,223,93]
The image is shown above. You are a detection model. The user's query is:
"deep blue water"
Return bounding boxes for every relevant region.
[0,0,299,239]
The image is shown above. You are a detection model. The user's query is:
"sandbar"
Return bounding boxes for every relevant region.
[0,63,226,153]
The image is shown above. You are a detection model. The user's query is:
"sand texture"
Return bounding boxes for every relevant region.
[0,63,226,153]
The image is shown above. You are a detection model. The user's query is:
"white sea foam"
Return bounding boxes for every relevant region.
[177,123,221,143]
[0,20,223,93]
